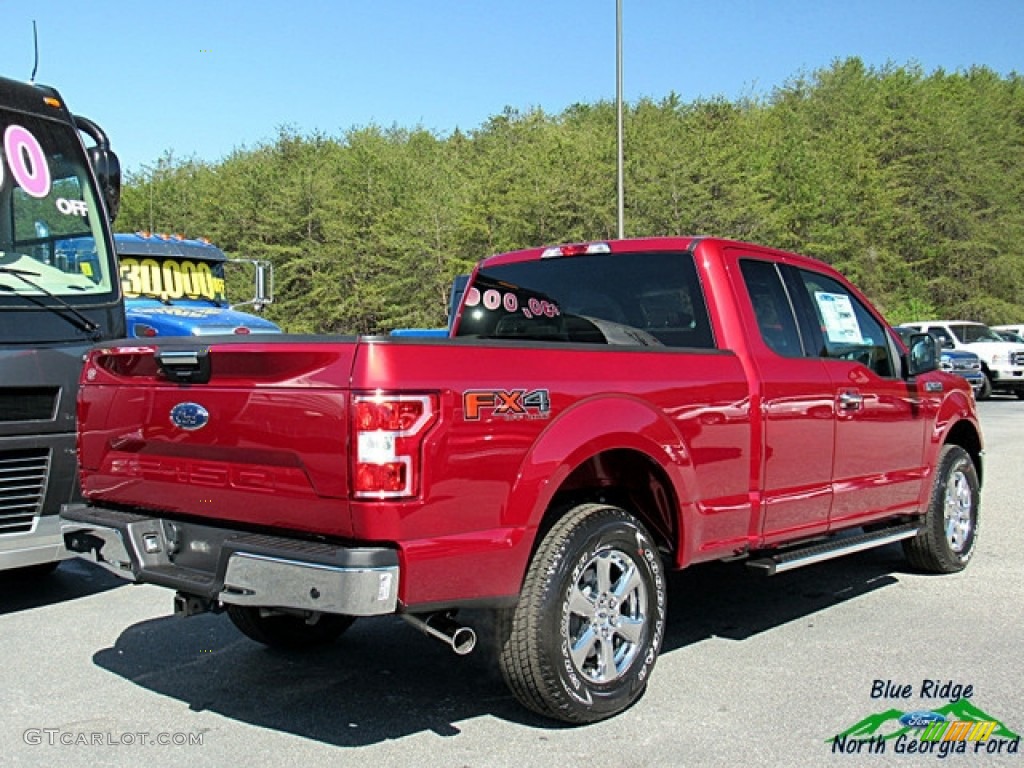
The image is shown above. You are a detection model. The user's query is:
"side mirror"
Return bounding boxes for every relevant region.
[226,258,274,312]
[905,333,939,377]
[74,114,122,222]
[254,261,273,310]
[87,145,122,222]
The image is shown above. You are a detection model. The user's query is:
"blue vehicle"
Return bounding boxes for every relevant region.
[893,326,985,395]
[390,274,468,337]
[114,233,280,337]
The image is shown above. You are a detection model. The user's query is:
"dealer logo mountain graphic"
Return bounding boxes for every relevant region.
[832,699,1020,742]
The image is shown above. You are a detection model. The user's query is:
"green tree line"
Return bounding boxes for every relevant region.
[116,58,1024,333]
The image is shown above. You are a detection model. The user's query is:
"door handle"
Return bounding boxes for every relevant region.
[838,391,863,411]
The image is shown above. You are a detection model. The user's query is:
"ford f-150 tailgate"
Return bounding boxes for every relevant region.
[77,339,360,538]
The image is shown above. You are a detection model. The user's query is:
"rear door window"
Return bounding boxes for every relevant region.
[739,259,805,357]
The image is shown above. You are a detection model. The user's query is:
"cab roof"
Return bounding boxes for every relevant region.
[478,236,832,272]
[0,75,71,121]
[113,233,227,263]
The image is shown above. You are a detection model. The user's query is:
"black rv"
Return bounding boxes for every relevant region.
[0,74,122,573]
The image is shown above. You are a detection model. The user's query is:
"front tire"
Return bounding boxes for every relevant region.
[976,375,992,400]
[227,606,355,650]
[497,503,667,724]
[903,445,980,573]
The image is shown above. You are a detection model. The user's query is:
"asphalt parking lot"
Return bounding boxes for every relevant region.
[2,398,1022,768]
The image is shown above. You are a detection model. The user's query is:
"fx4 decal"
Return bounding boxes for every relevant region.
[463,389,551,421]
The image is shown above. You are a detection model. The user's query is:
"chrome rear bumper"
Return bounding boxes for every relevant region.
[60,503,399,616]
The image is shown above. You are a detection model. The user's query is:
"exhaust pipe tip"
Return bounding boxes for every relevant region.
[402,612,477,655]
[450,626,477,656]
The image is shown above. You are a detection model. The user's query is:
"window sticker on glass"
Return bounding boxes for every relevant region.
[814,291,865,344]
[119,257,226,301]
[463,283,561,319]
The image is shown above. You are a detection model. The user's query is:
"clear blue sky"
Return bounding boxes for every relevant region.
[2,1,1021,174]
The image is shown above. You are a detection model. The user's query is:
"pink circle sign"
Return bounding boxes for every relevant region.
[4,125,52,199]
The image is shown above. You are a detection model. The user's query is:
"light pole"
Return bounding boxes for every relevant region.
[616,0,624,239]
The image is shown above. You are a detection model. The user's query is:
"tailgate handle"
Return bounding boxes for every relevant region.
[156,347,212,384]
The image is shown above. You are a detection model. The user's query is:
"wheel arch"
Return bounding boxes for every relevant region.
[931,388,983,487]
[943,417,984,487]
[541,448,681,558]
[502,396,698,586]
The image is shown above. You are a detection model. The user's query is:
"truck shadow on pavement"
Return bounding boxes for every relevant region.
[91,544,909,745]
[94,610,540,744]
[661,542,905,650]
[0,559,126,616]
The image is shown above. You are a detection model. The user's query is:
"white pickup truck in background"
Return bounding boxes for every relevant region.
[903,320,1024,399]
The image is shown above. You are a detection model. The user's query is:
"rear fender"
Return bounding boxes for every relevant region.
[501,395,699,577]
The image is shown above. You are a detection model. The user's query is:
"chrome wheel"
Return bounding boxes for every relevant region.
[497,503,666,723]
[565,547,648,685]
[904,445,979,574]
[944,468,974,554]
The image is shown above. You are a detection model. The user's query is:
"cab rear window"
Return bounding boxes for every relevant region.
[455,251,714,349]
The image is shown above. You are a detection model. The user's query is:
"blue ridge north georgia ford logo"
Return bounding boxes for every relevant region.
[170,402,210,431]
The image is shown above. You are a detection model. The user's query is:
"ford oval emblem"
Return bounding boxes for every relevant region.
[899,710,946,729]
[170,402,210,431]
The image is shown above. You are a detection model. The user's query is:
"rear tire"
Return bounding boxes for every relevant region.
[903,445,979,573]
[227,606,354,650]
[496,503,667,724]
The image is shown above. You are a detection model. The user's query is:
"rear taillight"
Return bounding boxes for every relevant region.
[352,393,437,499]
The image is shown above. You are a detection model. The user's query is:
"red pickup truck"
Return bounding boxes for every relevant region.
[62,236,982,723]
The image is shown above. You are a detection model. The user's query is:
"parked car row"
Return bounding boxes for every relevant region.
[892,326,985,395]
[899,321,1024,400]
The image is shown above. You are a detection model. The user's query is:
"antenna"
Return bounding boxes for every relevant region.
[29,21,39,83]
